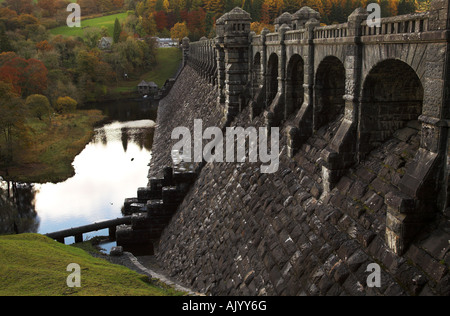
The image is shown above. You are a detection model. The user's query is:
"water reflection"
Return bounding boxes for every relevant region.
[85,99,158,123]
[1,119,155,243]
[92,120,155,152]
[0,183,39,235]
[37,119,155,237]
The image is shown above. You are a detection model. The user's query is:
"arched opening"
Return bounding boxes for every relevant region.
[266,53,279,107]
[286,54,304,117]
[359,59,423,155]
[314,56,345,131]
[252,52,262,97]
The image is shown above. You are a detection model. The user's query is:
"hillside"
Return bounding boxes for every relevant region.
[0,234,183,296]
[49,12,129,38]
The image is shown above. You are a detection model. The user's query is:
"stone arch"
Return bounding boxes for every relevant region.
[266,53,279,107]
[359,59,424,156]
[361,46,427,88]
[285,54,304,118]
[314,56,345,131]
[252,52,262,95]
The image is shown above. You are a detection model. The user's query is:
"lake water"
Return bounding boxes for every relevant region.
[0,100,157,250]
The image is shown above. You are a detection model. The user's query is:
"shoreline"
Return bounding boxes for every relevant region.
[0,109,107,184]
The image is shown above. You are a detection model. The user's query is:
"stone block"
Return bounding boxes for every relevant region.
[385,191,416,214]
[347,180,367,200]
[346,249,369,272]
[419,229,450,260]
[116,225,153,246]
[129,203,146,214]
[123,198,138,215]
[131,213,151,230]
[406,245,448,282]
[110,246,123,256]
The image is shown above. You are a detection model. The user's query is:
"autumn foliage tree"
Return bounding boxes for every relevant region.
[170,22,189,42]
[154,11,168,31]
[36,40,54,52]
[186,8,206,40]
[0,53,48,97]
[55,96,77,113]
[37,0,58,17]
[3,0,34,15]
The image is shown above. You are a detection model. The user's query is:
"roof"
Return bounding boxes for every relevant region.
[100,37,113,43]
[158,38,176,42]
[138,80,158,87]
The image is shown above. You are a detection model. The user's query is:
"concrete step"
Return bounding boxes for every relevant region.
[131,213,172,230]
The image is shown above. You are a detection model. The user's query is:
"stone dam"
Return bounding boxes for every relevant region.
[116,3,450,296]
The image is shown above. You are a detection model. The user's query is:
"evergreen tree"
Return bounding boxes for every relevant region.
[113,18,122,43]
[397,0,416,15]
[224,0,236,12]
[252,0,263,21]
[243,0,251,13]
[379,0,392,17]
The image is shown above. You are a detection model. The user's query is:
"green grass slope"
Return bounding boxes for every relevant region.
[0,234,183,296]
[111,47,182,94]
[49,12,128,38]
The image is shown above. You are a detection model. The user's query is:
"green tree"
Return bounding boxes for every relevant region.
[252,0,264,21]
[142,13,157,35]
[84,27,102,49]
[26,94,52,121]
[111,37,144,74]
[397,0,416,15]
[0,81,26,168]
[113,18,122,43]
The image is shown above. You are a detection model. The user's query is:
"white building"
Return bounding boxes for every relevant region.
[98,37,113,50]
[155,37,179,48]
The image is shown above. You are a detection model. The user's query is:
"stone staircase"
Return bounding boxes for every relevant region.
[116,166,197,255]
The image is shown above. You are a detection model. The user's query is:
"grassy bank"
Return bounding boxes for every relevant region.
[107,47,183,96]
[0,110,106,184]
[49,12,129,39]
[0,234,183,296]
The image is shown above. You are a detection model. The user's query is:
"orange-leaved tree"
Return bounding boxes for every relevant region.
[0,52,48,97]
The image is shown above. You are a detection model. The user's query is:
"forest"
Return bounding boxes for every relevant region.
[129,0,428,40]
[0,1,432,42]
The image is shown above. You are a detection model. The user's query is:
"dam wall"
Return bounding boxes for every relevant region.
[121,3,450,296]
[153,66,449,295]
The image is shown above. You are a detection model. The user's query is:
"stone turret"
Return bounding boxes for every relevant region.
[216,7,252,124]
[275,12,293,31]
[292,6,321,30]
[222,6,251,37]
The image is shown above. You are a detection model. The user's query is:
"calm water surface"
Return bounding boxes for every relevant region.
[0,100,157,248]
